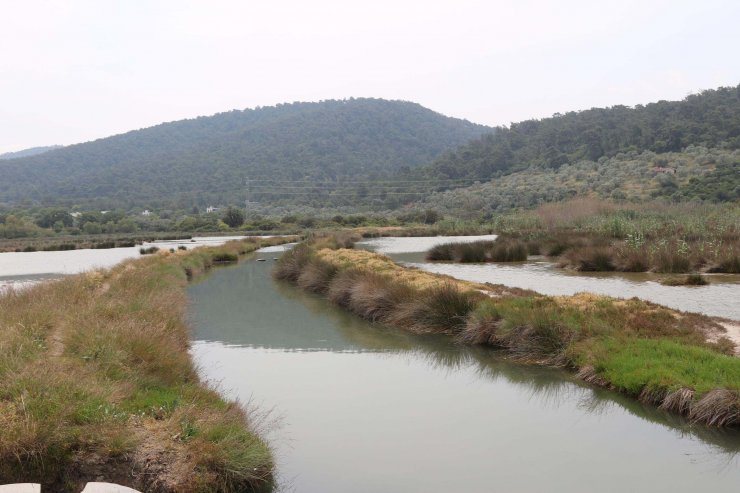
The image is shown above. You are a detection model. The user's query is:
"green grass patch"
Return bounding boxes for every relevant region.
[578,338,740,397]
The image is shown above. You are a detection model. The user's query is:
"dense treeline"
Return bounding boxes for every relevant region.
[0,99,487,209]
[415,85,740,182]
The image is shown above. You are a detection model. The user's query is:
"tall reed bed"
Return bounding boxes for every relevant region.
[486,199,740,273]
[275,242,740,427]
[0,236,294,491]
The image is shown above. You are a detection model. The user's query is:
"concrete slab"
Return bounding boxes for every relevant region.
[0,486,40,493]
[80,484,142,493]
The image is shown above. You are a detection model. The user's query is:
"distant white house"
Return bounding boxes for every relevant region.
[206,206,219,214]
[70,212,82,218]
[652,166,676,174]
[142,210,152,216]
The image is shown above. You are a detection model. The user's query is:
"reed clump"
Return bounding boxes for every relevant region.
[0,236,294,490]
[426,239,528,263]
[278,244,740,427]
[660,274,709,286]
[212,252,238,263]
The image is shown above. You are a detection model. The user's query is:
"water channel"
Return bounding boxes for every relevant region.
[358,236,740,321]
[189,242,740,493]
[0,236,250,291]
[0,235,738,490]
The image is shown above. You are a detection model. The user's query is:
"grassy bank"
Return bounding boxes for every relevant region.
[0,236,293,491]
[275,241,740,427]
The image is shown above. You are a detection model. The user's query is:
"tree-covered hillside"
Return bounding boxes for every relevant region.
[420,146,739,217]
[416,85,740,181]
[0,145,63,160]
[0,99,488,209]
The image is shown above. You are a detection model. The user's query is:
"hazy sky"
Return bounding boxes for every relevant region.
[1,0,739,153]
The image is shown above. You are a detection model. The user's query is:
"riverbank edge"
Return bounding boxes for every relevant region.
[274,242,740,427]
[0,236,296,491]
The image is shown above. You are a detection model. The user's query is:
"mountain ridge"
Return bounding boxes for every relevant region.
[0,145,63,160]
[0,98,490,209]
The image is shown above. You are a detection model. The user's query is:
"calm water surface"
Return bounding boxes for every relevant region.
[189,251,740,493]
[358,236,740,321]
[0,236,251,291]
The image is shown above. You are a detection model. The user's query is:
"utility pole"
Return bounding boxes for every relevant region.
[244,177,249,211]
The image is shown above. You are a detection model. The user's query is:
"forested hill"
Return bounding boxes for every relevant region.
[0,145,63,160]
[0,99,488,209]
[415,85,740,181]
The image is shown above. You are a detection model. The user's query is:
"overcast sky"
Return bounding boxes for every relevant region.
[1,0,739,153]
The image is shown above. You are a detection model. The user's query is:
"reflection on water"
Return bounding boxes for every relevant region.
[189,258,740,493]
[359,238,740,321]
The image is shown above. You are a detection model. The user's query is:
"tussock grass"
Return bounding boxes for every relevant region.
[296,259,338,295]
[390,283,483,334]
[272,243,313,282]
[0,236,294,490]
[279,244,740,427]
[344,271,415,322]
[563,246,615,271]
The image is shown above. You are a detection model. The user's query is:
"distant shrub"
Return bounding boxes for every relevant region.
[458,242,489,262]
[42,244,76,251]
[139,246,159,255]
[426,243,455,261]
[94,241,116,249]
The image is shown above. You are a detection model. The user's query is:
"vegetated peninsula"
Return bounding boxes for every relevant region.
[275,234,740,427]
[0,99,489,209]
[0,237,295,491]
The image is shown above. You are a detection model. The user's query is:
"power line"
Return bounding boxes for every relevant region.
[248,191,432,196]
[247,178,478,184]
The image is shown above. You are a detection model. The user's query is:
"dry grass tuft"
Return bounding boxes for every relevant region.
[659,388,695,414]
[689,389,740,427]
